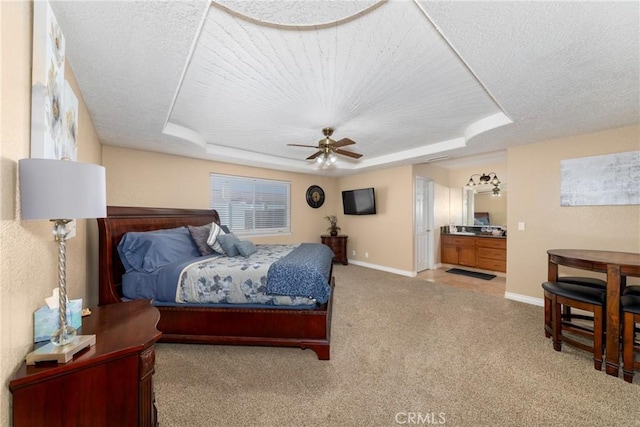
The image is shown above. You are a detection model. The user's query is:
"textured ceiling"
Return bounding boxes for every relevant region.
[50,0,639,175]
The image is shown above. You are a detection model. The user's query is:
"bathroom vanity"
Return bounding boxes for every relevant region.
[441,230,506,273]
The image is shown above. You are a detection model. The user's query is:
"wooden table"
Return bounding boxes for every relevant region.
[547,249,640,376]
[10,299,161,427]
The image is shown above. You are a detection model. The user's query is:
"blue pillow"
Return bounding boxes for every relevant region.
[235,240,257,258]
[216,233,241,257]
[118,227,188,271]
[117,227,200,273]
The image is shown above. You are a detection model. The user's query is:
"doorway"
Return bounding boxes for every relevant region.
[415,176,434,272]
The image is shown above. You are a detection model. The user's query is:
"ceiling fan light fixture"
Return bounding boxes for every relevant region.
[288,127,362,167]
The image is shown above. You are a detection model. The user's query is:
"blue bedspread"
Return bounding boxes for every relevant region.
[122,243,333,305]
[266,243,334,303]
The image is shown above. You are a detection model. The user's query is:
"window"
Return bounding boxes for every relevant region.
[210,173,290,236]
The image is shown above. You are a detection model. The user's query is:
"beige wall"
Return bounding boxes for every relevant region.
[102,146,339,245]
[104,147,418,273]
[506,125,640,300]
[337,166,414,272]
[413,162,450,188]
[0,2,102,425]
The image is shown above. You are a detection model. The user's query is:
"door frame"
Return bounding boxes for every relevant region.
[414,175,435,273]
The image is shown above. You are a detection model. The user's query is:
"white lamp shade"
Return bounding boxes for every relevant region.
[19,158,107,220]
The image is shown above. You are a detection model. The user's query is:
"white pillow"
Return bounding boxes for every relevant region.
[206,222,225,253]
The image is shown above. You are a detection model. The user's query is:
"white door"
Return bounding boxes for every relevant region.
[415,176,434,272]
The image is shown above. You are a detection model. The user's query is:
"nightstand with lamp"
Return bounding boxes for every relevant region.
[10,159,164,427]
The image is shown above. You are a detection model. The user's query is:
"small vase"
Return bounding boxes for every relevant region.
[330,230,338,236]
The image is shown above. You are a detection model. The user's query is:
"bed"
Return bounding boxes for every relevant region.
[97,206,335,360]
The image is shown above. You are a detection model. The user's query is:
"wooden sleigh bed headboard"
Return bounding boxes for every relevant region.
[96,206,333,360]
[97,206,220,305]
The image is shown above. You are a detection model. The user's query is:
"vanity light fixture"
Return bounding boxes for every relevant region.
[466,172,501,187]
[466,172,502,197]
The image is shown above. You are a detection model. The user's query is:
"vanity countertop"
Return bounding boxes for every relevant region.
[443,232,506,239]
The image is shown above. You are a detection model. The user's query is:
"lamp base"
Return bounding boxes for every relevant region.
[50,323,77,346]
[26,334,96,365]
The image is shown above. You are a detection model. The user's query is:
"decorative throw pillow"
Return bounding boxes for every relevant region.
[206,222,225,253]
[216,233,241,257]
[187,223,215,256]
[235,240,257,258]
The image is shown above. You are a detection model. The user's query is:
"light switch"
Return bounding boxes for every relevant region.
[517,221,526,231]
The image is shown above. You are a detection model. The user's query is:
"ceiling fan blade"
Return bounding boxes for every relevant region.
[306,151,323,160]
[335,149,363,159]
[333,138,356,148]
[288,144,320,148]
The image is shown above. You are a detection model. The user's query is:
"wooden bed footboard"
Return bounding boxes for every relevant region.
[97,206,333,360]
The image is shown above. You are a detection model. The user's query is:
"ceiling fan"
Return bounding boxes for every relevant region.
[288,127,363,164]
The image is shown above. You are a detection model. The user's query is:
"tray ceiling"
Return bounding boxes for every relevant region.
[50,0,639,175]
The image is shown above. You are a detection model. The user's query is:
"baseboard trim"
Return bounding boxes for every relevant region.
[504,292,544,307]
[347,259,416,277]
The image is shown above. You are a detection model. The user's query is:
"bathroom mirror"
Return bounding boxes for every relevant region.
[462,185,507,227]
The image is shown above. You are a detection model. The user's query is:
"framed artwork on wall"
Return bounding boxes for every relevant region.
[31,0,78,161]
[561,151,640,206]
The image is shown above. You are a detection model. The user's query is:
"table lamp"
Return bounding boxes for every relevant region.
[19,158,106,362]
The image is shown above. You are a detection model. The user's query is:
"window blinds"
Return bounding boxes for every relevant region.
[210,173,290,236]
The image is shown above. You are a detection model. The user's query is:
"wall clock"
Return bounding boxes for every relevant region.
[306,185,325,208]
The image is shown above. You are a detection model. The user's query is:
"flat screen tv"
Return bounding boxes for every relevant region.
[342,187,376,215]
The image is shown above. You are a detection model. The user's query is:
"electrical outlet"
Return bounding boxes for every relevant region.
[518,221,526,231]
[365,252,369,258]
[351,250,356,256]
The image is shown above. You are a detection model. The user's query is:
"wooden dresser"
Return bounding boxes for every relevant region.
[321,234,348,265]
[440,234,506,273]
[10,300,162,427]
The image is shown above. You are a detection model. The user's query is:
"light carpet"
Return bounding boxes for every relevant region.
[154,264,640,426]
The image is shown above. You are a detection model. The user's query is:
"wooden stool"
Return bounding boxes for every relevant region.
[556,276,606,322]
[542,281,606,370]
[621,295,640,383]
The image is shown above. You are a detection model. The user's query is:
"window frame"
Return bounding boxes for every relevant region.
[209,173,291,237]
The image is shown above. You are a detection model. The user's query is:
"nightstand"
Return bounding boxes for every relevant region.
[321,234,348,265]
[10,299,161,427]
